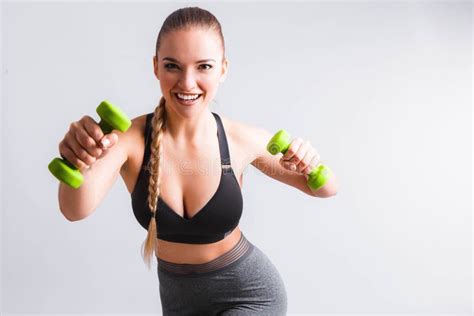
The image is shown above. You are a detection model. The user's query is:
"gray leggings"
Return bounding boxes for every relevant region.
[156,233,288,315]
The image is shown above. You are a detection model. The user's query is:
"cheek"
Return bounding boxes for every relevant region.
[157,72,220,97]
[159,72,176,85]
[158,75,175,96]
[200,76,221,94]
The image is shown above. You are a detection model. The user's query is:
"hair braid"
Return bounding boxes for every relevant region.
[141,96,166,270]
[141,6,225,269]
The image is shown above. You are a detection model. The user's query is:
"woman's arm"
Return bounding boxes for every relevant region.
[245,124,338,198]
[57,118,138,221]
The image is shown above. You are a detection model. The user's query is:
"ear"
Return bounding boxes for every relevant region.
[219,58,228,83]
[153,55,160,80]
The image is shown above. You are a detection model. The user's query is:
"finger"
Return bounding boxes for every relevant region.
[291,140,311,166]
[297,147,315,173]
[101,131,118,149]
[66,132,97,166]
[303,154,322,175]
[75,127,103,157]
[60,141,90,170]
[82,116,104,144]
[282,137,303,161]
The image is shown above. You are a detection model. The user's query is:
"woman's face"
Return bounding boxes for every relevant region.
[153,27,227,117]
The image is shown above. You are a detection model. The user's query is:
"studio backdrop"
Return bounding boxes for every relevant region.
[2,1,472,315]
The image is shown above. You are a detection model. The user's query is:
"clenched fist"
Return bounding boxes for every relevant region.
[58,115,119,171]
[279,137,321,179]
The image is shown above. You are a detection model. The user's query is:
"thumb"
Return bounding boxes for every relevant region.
[100,133,118,149]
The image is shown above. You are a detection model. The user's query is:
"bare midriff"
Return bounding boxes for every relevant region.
[155,226,243,264]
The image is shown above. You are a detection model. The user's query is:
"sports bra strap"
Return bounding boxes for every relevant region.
[144,112,153,145]
[212,112,232,171]
[142,113,154,170]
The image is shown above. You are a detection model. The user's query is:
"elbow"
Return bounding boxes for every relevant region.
[311,188,338,198]
[65,214,83,222]
[59,206,90,222]
[64,213,89,222]
[310,174,339,198]
[320,190,338,198]
[65,216,79,222]
[60,209,80,222]
[58,194,95,222]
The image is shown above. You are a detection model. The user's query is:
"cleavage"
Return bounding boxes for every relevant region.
[159,137,222,219]
[160,167,223,220]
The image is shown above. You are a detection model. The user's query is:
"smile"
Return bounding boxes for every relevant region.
[173,93,203,106]
[175,93,201,100]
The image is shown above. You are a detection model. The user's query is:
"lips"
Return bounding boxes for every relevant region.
[173,93,203,106]
[174,93,202,100]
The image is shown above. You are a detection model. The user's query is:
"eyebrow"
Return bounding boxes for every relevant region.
[162,57,216,64]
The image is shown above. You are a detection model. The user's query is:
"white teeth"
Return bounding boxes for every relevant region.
[176,93,200,100]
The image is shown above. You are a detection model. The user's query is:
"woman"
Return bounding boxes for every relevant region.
[58,6,338,316]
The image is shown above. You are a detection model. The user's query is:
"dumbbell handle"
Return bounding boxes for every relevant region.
[48,100,131,189]
[266,129,333,191]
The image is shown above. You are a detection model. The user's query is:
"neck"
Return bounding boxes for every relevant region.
[164,107,215,146]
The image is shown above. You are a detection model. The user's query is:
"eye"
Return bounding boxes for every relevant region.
[164,63,179,70]
[199,64,213,70]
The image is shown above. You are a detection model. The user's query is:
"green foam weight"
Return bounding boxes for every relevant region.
[96,100,132,134]
[48,100,131,189]
[266,129,333,191]
[48,157,84,189]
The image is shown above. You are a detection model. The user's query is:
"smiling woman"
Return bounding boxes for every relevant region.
[56,5,338,316]
[133,7,291,315]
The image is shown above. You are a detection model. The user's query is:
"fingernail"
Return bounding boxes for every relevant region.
[101,138,110,148]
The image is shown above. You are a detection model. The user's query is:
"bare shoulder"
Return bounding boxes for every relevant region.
[117,113,148,173]
[218,115,272,165]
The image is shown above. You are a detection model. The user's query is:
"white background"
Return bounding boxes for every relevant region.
[2,1,472,315]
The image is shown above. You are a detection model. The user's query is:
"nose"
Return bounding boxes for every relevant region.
[178,69,197,91]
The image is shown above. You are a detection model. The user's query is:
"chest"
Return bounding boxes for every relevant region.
[160,139,241,219]
[124,125,249,220]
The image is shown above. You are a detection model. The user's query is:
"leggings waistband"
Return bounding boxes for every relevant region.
[157,233,253,275]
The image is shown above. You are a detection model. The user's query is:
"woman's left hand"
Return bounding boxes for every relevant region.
[279,137,321,180]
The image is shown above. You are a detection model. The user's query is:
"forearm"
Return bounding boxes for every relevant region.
[58,167,98,221]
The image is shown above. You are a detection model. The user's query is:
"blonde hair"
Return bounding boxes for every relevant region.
[141,97,166,270]
[141,6,225,269]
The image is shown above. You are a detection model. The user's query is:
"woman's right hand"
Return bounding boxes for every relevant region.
[58,115,119,170]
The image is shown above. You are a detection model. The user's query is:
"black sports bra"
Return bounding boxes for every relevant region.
[130,112,243,244]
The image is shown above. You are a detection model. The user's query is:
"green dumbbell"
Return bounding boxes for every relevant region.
[267,129,333,191]
[48,100,132,189]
